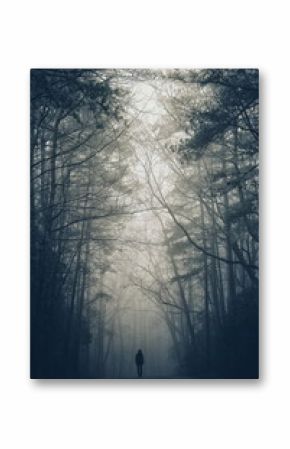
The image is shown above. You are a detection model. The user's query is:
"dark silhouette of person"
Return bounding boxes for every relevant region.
[135,349,144,377]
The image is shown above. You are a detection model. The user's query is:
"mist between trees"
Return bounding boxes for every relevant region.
[30,69,259,379]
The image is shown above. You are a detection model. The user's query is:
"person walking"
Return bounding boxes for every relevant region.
[135,349,144,377]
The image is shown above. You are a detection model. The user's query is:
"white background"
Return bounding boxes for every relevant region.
[0,1,288,448]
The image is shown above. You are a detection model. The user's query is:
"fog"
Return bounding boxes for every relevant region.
[31,69,259,379]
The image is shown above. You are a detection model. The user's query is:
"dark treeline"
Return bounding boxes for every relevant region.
[133,69,259,378]
[31,69,258,379]
[30,70,133,378]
